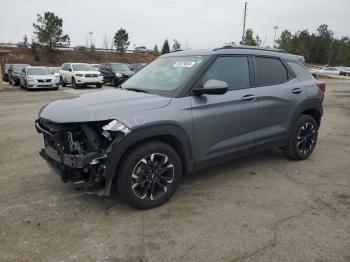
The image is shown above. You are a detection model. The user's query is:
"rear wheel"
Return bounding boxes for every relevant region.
[283,115,318,160]
[117,141,182,209]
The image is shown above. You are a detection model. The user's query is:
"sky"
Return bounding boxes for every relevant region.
[1,0,349,50]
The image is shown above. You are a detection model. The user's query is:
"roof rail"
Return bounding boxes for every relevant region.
[213,45,286,53]
[171,49,183,53]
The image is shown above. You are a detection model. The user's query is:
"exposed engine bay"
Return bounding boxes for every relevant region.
[35,118,127,195]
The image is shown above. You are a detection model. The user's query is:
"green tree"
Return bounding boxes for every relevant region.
[276,24,350,66]
[113,28,130,53]
[23,34,29,46]
[153,44,160,55]
[161,39,170,54]
[240,28,261,46]
[277,30,293,52]
[33,11,70,60]
[172,39,181,51]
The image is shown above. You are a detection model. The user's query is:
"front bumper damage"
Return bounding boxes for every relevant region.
[35,119,123,196]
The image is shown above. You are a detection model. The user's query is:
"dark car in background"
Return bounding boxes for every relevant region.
[98,63,134,86]
[8,64,30,86]
[128,63,147,73]
[2,63,11,82]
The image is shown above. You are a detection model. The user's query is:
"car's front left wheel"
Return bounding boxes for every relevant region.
[117,141,182,209]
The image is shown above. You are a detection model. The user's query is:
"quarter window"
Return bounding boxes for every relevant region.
[255,57,288,85]
[287,62,314,80]
[201,56,250,91]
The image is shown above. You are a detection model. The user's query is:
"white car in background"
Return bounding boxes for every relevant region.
[59,63,103,88]
[338,66,350,76]
[308,66,325,74]
[318,67,341,75]
[19,66,59,90]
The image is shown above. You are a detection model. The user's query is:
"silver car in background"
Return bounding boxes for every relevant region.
[20,66,59,90]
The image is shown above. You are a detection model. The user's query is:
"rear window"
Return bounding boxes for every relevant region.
[287,62,314,80]
[255,57,288,85]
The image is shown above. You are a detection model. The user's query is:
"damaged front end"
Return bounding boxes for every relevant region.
[35,118,129,195]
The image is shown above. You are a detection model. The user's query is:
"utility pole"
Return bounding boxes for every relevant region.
[273,25,279,48]
[242,2,247,43]
[89,31,93,47]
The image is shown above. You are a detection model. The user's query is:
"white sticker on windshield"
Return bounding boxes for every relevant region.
[173,61,196,68]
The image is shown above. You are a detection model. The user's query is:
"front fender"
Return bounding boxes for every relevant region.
[103,123,194,194]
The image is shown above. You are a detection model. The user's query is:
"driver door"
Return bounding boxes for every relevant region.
[190,55,258,168]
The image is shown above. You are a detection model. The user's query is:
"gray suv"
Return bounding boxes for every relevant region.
[35,47,325,209]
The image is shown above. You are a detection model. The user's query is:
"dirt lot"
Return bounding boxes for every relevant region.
[2,47,156,67]
[0,80,350,262]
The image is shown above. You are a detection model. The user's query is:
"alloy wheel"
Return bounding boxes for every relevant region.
[131,153,174,201]
[296,122,316,154]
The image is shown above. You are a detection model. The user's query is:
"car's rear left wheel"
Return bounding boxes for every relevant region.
[117,141,182,209]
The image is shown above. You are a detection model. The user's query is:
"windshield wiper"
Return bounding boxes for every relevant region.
[124,87,150,94]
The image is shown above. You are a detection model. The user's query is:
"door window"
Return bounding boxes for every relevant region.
[255,57,288,85]
[201,56,250,91]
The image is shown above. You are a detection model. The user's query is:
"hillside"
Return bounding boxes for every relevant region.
[1,47,157,66]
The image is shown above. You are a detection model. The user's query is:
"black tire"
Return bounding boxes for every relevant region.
[117,141,182,209]
[72,77,77,89]
[111,78,117,87]
[61,77,66,87]
[283,115,318,160]
[96,83,102,88]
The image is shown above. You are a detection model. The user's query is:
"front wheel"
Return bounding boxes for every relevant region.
[96,83,102,88]
[117,141,182,209]
[283,115,318,160]
[111,78,117,87]
[72,78,77,89]
[60,77,66,87]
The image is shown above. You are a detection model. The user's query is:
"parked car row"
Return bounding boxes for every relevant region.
[309,66,350,76]
[2,62,148,90]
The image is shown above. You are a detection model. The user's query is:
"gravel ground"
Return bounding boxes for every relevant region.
[0,80,349,262]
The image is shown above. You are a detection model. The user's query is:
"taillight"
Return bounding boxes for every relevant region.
[316,80,326,92]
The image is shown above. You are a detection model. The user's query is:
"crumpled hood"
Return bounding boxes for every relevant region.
[39,89,171,124]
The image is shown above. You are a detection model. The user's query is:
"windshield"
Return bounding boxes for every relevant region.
[122,56,205,94]
[12,64,28,71]
[50,67,60,73]
[110,63,130,71]
[72,64,92,71]
[27,68,51,75]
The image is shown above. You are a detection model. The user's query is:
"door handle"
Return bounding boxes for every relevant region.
[241,94,256,101]
[292,88,302,94]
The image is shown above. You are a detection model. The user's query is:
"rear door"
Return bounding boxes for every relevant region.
[190,55,258,168]
[254,56,306,147]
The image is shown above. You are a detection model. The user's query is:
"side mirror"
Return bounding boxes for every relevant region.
[193,79,228,95]
[68,68,72,72]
